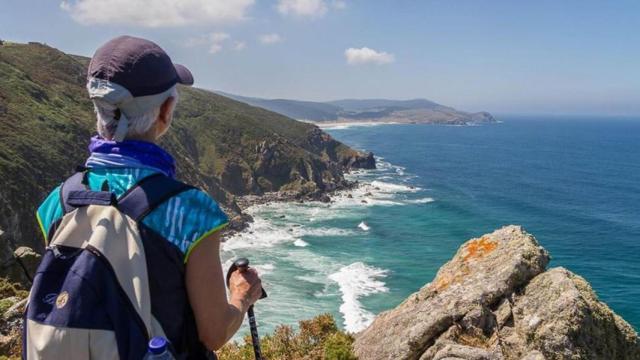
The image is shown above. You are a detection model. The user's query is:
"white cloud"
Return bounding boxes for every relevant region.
[345,47,395,65]
[211,33,231,43]
[277,0,328,18]
[209,33,230,54]
[332,0,347,10]
[209,43,224,54]
[259,33,283,45]
[186,32,231,54]
[233,41,247,51]
[60,0,254,27]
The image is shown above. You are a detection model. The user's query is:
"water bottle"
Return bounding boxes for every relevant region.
[142,336,175,360]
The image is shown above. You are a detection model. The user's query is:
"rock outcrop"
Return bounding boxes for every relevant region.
[0,229,41,288]
[341,151,375,170]
[354,226,640,360]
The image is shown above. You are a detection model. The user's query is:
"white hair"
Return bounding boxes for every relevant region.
[93,86,178,140]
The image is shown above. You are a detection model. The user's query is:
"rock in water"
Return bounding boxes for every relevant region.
[353,225,640,359]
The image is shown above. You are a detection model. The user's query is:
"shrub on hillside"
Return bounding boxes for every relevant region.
[218,313,356,360]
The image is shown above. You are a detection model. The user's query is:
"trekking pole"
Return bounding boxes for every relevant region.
[226,258,267,360]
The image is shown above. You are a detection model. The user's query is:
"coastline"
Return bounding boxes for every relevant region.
[312,118,498,130]
[314,121,401,130]
[220,157,436,335]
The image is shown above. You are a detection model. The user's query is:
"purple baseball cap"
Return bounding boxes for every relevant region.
[87,35,193,118]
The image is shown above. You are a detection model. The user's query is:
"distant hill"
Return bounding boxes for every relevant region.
[327,98,443,111]
[217,92,496,125]
[0,41,373,260]
[218,92,341,121]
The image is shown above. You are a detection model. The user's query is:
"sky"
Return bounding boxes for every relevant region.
[1,0,639,115]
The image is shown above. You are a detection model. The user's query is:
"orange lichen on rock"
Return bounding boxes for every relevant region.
[462,237,498,262]
[431,237,499,292]
[433,265,471,292]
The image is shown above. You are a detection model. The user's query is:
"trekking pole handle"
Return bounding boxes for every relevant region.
[234,257,250,270]
[229,258,268,299]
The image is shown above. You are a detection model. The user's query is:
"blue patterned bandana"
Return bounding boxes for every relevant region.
[86,136,176,178]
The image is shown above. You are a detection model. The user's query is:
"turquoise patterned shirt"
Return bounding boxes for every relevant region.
[36,167,228,262]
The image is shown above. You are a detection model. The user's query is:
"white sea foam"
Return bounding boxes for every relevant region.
[329,262,389,333]
[294,239,309,247]
[370,180,420,193]
[223,215,355,251]
[358,222,370,231]
[296,227,356,237]
[405,197,435,204]
[223,217,300,251]
[255,263,276,275]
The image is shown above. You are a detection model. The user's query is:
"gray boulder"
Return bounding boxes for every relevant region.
[354,226,640,360]
[500,267,640,359]
[0,228,41,286]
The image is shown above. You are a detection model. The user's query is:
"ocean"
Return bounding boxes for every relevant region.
[222,116,640,337]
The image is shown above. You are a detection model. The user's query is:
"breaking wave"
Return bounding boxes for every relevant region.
[329,262,389,333]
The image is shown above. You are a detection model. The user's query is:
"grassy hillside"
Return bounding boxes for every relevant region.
[0,41,372,257]
[218,92,341,121]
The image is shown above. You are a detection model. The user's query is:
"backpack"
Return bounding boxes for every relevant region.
[23,170,213,359]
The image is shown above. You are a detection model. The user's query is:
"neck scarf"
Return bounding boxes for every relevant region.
[86,136,176,178]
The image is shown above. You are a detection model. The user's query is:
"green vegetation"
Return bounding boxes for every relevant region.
[0,277,28,300]
[218,314,356,360]
[0,278,26,359]
[0,277,27,314]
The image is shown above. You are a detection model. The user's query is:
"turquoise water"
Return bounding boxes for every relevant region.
[223,116,640,336]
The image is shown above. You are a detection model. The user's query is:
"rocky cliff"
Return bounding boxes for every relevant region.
[354,226,640,360]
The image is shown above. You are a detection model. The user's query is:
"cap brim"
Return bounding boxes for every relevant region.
[174,63,194,86]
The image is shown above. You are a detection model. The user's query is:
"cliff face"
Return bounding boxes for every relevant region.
[354,226,640,360]
[0,41,373,261]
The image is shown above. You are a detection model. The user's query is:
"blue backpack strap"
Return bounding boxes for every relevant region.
[59,171,90,214]
[117,174,195,222]
[60,170,119,212]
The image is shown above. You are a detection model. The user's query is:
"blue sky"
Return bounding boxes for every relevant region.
[1,0,639,115]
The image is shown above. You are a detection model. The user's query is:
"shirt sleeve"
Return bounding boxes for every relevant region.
[141,188,229,262]
[36,185,64,244]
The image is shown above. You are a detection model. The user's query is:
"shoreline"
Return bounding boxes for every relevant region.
[314,121,401,129]
[225,179,362,235]
[312,119,498,129]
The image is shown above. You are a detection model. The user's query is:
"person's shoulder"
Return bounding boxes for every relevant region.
[173,187,228,221]
[142,186,229,256]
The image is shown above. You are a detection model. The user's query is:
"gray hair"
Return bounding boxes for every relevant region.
[93,86,178,140]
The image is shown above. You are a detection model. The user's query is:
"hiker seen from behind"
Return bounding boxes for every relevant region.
[24,35,263,359]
